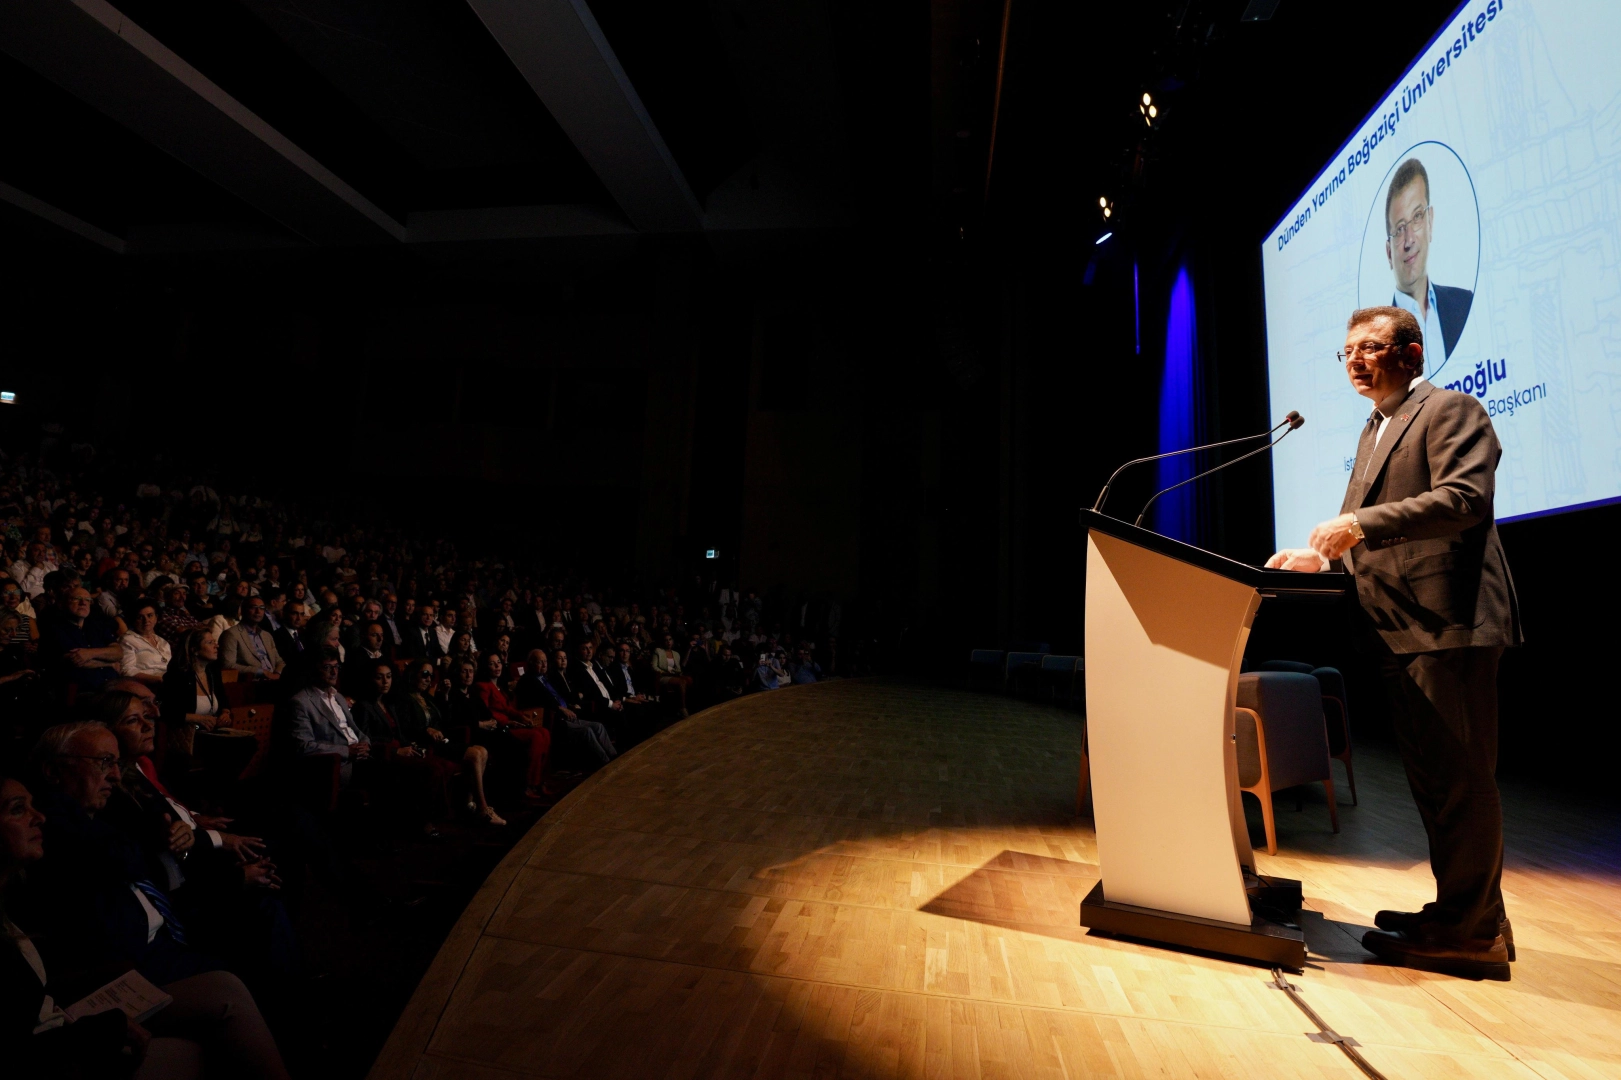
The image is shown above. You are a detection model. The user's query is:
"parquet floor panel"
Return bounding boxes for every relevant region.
[370,679,1621,1080]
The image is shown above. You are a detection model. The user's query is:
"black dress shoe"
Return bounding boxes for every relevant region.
[1362,927,1511,981]
[1374,907,1515,961]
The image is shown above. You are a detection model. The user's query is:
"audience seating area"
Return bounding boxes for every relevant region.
[0,454,849,1076]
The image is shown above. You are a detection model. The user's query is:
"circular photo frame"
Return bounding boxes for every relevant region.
[1357,141,1481,382]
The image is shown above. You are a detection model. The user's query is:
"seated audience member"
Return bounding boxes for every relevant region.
[9,540,56,598]
[92,692,293,983]
[39,587,121,697]
[752,648,784,692]
[445,629,477,672]
[712,644,746,699]
[156,585,200,644]
[516,650,616,769]
[218,598,283,681]
[434,608,460,656]
[393,660,502,826]
[602,643,650,708]
[472,653,549,801]
[340,621,391,697]
[398,602,444,661]
[1,767,292,1080]
[119,599,171,688]
[21,722,215,988]
[346,601,384,653]
[651,632,692,717]
[378,592,404,649]
[574,641,620,717]
[161,629,249,783]
[351,661,458,839]
[791,645,822,685]
[285,649,370,788]
[271,600,310,681]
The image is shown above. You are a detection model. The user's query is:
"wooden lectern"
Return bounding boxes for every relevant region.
[1077,510,1345,969]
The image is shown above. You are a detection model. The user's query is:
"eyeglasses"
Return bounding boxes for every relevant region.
[60,753,121,774]
[1336,341,1398,364]
[1387,204,1429,241]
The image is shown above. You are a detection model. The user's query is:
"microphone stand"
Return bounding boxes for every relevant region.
[1133,422,1301,528]
[1091,417,1292,515]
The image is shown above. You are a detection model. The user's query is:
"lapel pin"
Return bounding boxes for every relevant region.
[1398,414,1410,421]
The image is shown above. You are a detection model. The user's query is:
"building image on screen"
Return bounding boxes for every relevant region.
[1261,0,1621,551]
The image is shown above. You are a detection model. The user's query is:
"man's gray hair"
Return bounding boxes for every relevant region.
[32,721,111,773]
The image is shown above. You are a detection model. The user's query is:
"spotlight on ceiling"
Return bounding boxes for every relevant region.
[1142,93,1152,106]
[1098,196,1108,208]
[1096,231,1113,245]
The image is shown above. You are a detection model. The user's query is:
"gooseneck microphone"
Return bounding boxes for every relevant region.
[1133,411,1305,528]
[1091,411,1301,516]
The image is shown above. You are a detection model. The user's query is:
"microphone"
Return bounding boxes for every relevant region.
[1133,413,1305,528]
[1091,411,1301,515]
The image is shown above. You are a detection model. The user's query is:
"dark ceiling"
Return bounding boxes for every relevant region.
[0,0,1466,269]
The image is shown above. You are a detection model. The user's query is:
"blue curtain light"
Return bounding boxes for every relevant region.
[1156,266,1202,543]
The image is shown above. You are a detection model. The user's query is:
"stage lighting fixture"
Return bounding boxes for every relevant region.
[1099,196,1108,208]
[705,548,718,559]
[1148,105,1157,118]
[1096,232,1113,245]
[1142,93,1151,106]
[0,392,14,405]
[1103,207,1112,218]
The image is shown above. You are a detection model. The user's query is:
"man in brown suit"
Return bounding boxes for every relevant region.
[1269,305,1521,981]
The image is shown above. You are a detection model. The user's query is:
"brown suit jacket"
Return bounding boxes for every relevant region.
[1340,380,1521,653]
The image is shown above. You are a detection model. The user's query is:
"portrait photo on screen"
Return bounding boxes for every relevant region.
[1357,142,1481,381]
[1262,0,1621,548]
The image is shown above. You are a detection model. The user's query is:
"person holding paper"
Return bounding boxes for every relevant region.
[2,769,292,1079]
[1267,306,1521,981]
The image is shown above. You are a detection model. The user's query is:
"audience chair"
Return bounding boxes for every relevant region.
[968,649,1006,691]
[236,705,275,781]
[1234,671,1339,855]
[1258,659,1357,805]
[1003,651,1047,696]
[1038,655,1081,705]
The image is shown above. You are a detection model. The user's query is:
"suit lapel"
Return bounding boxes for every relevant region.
[1356,381,1434,506]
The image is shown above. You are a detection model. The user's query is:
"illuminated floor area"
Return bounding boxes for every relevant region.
[369,679,1621,1079]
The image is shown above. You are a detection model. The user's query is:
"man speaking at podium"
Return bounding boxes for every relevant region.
[1268,306,1521,981]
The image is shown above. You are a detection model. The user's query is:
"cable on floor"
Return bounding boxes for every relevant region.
[1270,968,1390,1080]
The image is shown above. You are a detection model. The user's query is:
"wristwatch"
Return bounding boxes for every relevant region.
[1347,515,1365,543]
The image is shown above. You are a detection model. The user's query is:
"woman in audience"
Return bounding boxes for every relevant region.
[651,632,692,718]
[471,654,549,803]
[0,771,293,1080]
[119,600,171,687]
[446,629,477,672]
[352,661,458,839]
[394,660,503,826]
[160,628,252,785]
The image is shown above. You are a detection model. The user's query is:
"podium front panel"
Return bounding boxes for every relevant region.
[1085,529,1257,927]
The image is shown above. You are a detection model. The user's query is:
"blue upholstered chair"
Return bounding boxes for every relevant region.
[1235,671,1340,855]
[1258,659,1357,805]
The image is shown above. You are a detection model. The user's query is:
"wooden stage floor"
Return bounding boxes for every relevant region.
[369,678,1621,1079]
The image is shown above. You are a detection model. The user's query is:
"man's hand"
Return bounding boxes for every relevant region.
[396,745,420,759]
[1308,513,1362,561]
[349,742,370,760]
[163,813,195,856]
[243,858,282,890]
[1265,548,1327,573]
[219,832,267,863]
[193,814,232,831]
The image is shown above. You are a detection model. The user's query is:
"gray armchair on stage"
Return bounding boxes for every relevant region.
[1077,509,1344,970]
